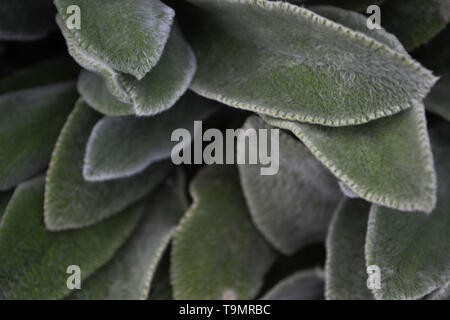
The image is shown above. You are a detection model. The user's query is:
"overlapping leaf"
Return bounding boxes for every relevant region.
[45,99,172,231]
[69,173,186,300]
[55,0,175,79]
[263,102,437,213]
[186,0,436,126]
[262,269,324,300]
[77,70,134,116]
[382,0,450,50]
[171,165,276,299]
[0,176,143,300]
[0,81,77,190]
[238,116,341,255]
[366,124,450,300]
[84,91,220,181]
[325,198,373,300]
[0,0,55,41]
[56,0,196,116]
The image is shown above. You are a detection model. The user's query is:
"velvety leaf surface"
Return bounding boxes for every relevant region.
[261,269,324,300]
[382,0,450,50]
[77,70,134,116]
[0,176,142,300]
[45,99,172,231]
[0,58,79,95]
[69,175,185,300]
[366,124,450,300]
[0,82,77,190]
[186,0,436,126]
[262,103,437,213]
[0,0,55,41]
[57,11,196,116]
[84,91,220,181]
[54,0,174,80]
[325,198,373,300]
[238,116,341,255]
[171,165,276,300]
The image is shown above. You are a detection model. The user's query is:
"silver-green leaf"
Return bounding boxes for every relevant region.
[84,91,220,181]
[366,124,450,300]
[238,116,341,255]
[0,176,143,300]
[0,82,77,190]
[187,0,436,126]
[171,165,276,299]
[262,269,324,300]
[263,103,437,213]
[325,198,373,300]
[69,173,186,300]
[45,99,172,231]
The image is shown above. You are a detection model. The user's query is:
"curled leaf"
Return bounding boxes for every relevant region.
[56,0,196,116]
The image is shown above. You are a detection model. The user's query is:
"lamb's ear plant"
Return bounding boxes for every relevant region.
[0,0,449,300]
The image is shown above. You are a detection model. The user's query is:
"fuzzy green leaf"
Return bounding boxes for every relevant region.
[56,2,196,116]
[0,82,77,190]
[172,165,276,300]
[366,124,450,300]
[382,0,450,50]
[0,176,143,300]
[54,0,174,80]
[325,198,373,300]
[238,116,341,255]
[45,99,172,231]
[69,174,185,300]
[0,0,55,41]
[262,269,324,300]
[84,91,220,181]
[186,0,436,126]
[77,70,134,116]
[263,103,437,213]
[0,58,79,95]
